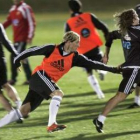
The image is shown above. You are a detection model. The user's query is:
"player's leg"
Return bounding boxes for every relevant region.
[87,69,105,99]
[0,58,14,111]
[0,89,43,127]
[0,90,13,112]
[84,48,105,99]
[9,53,17,85]
[3,83,22,109]
[47,90,66,132]
[93,68,139,133]
[93,91,128,133]
[19,42,32,84]
[128,86,140,108]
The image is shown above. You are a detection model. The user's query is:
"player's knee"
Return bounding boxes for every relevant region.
[52,90,64,97]
[116,92,127,102]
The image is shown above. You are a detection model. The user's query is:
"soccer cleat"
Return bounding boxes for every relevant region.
[127,103,140,109]
[16,118,24,124]
[47,123,66,133]
[93,118,104,133]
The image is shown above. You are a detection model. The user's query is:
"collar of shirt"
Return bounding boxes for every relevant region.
[71,12,82,17]
[59,42,71,56]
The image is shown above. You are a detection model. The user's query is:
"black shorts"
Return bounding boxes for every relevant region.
[22,70,60,111]
[118,68,140,94]
[22,89,44,112]
[0,58,7,90]
[83,47,102,72]
[29,70,59,99]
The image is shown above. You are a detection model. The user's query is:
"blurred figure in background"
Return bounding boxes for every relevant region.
[3,0,36,85]
[65,0,109,99]
[0,24,22,112]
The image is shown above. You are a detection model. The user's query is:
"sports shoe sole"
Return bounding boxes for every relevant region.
[93,119,104,133]
[47,125,66,133]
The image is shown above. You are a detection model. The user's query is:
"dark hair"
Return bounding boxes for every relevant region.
[68,0,82,12]
[114,9,135,35]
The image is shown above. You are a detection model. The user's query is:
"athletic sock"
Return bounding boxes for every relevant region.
[87,75,105,98]
[134,96,140,106]
[98,115,106,124]
[15,100,22,109]
[0,109,22,127]
[48,95,62,126]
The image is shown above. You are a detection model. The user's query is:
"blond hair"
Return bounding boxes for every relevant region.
[63,31,80,42]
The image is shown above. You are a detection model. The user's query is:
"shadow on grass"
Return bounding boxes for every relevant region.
[62,130,140,140]
[0,87,137,129]
[3,105,139,129]
[64,87,118,99]
[23,135,54,140]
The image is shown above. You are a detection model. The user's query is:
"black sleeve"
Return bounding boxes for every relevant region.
[72,52,120,73]
[64,23,71,32]
[14,44,55,67]
[105,30,121,48]
[0,24,18,56]
[91,14,109,40]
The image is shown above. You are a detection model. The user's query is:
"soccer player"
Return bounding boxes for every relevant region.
[126,5,140,108]
[0,23,22,111]
[65,0,109,99]
[0,31,120,133]
[3,0,36,85]
[93,9,140,133]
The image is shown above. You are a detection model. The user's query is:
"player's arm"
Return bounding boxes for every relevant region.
[26,6,36,44]
[91,14,109,40]
[103,30,121,64]
[14,44,55,68]
[0,24,18,56]
[72,52,121,73]
[3,14,12,28]
[64,23,71,32]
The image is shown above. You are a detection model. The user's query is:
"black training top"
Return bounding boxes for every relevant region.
[106,25,140,68]
[14,42,119,74]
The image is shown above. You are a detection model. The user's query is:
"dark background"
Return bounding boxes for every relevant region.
[0,0,140,13]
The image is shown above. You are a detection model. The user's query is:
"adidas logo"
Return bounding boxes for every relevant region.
[75,17,86,27]
[50,59,64,71]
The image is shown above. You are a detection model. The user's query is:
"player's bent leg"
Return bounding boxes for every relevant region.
[87,74,105,99]
[20,102,31,117]
[93,92,128,133]
[0,109,22,127]
[3,83,22,109]
[47,90,66,132]
[0,92,13,112]
[128,86,140,109]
